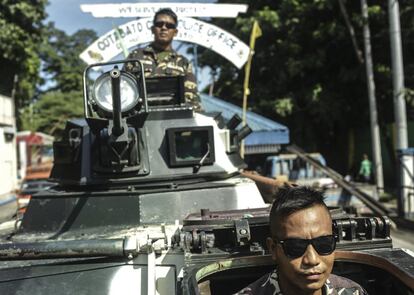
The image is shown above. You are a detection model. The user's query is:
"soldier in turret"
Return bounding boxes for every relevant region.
[125,8,202,110]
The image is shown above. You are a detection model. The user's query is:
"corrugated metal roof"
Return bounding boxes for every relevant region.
[200,94,290,154]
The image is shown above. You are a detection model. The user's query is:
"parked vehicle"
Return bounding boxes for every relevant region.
[15,162,54,219]
[264,153,335,187]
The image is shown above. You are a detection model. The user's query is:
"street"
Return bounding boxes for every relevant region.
[391,226,414,253]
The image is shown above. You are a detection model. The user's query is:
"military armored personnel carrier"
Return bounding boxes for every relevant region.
[0,60,412,294]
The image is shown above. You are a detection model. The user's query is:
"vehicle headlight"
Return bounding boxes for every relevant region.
[93,72,139,113]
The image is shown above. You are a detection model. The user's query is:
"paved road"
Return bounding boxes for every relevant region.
[391,226,414,253]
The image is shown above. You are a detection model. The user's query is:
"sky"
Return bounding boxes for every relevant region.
[46,0,216,35]
[46,0,218,89]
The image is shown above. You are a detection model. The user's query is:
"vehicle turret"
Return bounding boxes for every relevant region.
[51,60,251,185]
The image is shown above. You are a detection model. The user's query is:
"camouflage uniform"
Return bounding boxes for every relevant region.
[234,269,368,295]
[125,43,201,110]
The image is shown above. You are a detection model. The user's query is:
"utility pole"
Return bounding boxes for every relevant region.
[360,0,384,193]
[388,0,408,151]
[388,0,409,217]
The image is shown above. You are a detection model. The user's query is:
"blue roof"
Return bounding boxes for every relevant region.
[398,148,414,155]
[200,94,290,154]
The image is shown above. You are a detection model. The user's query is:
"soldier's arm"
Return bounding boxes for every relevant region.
[184,62,202,111]
[123,50,141,73]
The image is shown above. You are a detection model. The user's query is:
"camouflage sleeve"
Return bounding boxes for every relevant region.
[327,274,368,295]
[184,62,202,111]
[123,50,142,74]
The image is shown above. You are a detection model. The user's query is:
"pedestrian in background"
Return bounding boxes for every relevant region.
[359,154,372,183]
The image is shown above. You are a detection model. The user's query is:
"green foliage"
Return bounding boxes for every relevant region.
[39,24,97,92]
[0,0,47,110]
[274,98,294,117]
[201,0,414,173]
[20,91,83,138]
[19,26,98,137]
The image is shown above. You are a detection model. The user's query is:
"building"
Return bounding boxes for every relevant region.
[0,94,18,195]
[200,94,290,171]
[16,131,54,180]
[200,94,290,154]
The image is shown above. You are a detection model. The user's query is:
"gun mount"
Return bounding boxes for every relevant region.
[0,60,412,294]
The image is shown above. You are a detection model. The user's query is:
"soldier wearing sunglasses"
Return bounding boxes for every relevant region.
[236,186,367,295]
[125,8,201,110]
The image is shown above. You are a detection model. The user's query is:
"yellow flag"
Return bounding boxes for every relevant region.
[241,20,262,158]
[249,20,262,49]
[244,20,262,94]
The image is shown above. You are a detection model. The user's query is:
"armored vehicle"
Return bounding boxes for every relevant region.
[0,60,412,294]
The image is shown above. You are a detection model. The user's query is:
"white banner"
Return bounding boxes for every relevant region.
[80,3,248,18]
[80,17,250,69]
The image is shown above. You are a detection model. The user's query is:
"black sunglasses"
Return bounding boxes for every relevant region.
[154,21,176,29]
[274,235,336,259]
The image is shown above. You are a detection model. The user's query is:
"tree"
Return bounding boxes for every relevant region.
[20,90,83,139]
[19,26,98,137]
[0,0,48,115]
[39,24,97,92]
[200,0,414,176]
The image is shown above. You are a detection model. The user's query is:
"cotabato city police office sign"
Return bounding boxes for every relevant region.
[79,3,250,69]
